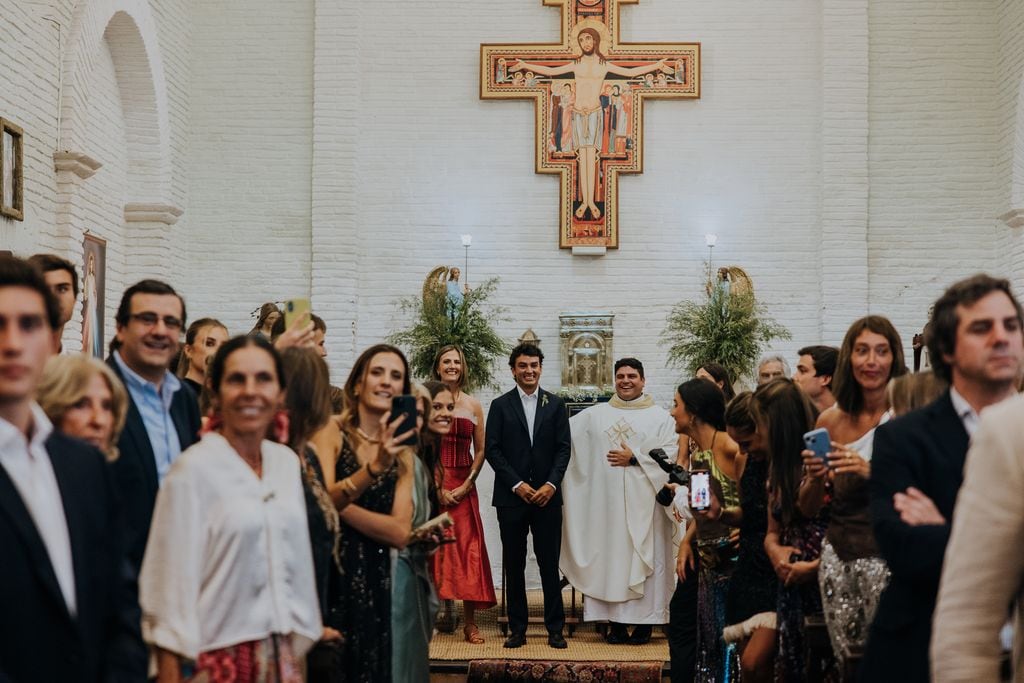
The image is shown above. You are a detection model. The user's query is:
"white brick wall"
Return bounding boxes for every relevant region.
[1,0,1011,383]
[179,0,315,337]
[0,0,190,355]
[867,0,1000,342]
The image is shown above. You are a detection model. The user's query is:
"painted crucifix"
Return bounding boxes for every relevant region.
[481,0,700,251]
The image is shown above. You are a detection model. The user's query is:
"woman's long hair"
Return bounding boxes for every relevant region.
[432,343,468,390]
[421,381,451,517]
[752,378,815,526]
[339,344,412,447]
[676,378,727,432]
[832,315,907,415]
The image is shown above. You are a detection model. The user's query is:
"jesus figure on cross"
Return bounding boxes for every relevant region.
[510,26,673,221]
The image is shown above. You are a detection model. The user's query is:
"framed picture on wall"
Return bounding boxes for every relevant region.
[81,234,106,358]
[0,118,24,221]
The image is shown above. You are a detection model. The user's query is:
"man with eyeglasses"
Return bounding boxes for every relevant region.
[107,279,201,571]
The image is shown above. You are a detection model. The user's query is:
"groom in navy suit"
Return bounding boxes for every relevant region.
[486,343,572,649]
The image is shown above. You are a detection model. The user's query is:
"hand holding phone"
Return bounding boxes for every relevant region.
[690,470,711,512]
[390,395,419,447]
[284,298,311,330]
[803,428,832,470]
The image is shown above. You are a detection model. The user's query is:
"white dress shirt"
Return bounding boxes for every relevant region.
[0,403,77,615]
[511,386,556,494]
[139,432,322,659]
[948,386,981,439]
[518,385,539,444]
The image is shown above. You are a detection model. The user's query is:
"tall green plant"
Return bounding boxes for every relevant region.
[387,277,509,392]
[662,283,790,383]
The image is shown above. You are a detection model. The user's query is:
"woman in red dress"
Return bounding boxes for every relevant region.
[431,344,497,643]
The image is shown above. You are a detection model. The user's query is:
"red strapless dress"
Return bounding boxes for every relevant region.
[432,416,497,607]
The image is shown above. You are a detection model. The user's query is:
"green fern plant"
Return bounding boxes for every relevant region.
[387,277,509,392]
[662,282,790,384]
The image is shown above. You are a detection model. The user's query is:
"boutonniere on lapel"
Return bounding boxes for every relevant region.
[541,393,549,408]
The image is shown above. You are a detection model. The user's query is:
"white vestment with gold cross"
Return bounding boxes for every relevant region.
[560,395,679,623]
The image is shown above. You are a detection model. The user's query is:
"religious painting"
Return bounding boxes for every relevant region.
[481,0,700,249]
[0,118,24,221]
[81,234,106,358]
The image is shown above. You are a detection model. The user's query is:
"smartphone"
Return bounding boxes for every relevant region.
[690,470,711,512]
[284,298,311,329]
[803,427,831,465]
[390,395,419,447]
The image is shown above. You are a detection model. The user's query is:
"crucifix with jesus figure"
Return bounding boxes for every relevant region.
[480,0,700,252]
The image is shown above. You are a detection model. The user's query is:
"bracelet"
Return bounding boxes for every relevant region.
[342,477,358,496]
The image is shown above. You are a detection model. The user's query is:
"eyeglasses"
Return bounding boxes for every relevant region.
[128,312,183,331]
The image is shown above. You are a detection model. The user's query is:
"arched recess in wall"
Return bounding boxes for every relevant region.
[54,0,180,282]
[1001,75,1024,228]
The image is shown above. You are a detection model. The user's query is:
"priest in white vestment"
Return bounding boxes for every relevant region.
[561,358,680,644]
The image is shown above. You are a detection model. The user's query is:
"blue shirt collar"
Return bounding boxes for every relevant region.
[113,350,181,407]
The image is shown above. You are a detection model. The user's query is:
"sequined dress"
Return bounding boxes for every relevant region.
[691,446,740,683]
[818,420,891,665]
[432,414,497,607]
[327,438,397,683]
[773,500,830,682]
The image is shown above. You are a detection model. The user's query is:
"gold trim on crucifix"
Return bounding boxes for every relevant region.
[480,0,700,250]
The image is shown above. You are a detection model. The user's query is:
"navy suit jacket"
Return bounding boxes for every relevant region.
[485,387,571,508]
[106,356,201,570]
[0,431,146,682]
[860,391,969,682]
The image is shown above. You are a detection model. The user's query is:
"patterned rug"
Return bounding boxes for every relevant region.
[467,659,664,682]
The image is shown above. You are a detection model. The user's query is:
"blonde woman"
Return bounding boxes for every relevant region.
[37,354,128,460]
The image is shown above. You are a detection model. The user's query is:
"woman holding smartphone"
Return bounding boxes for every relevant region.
[670,378,741,682]
[392,382,454,683]
[327,344,417,683]
[431,344,497,643]
[798,316,906,667]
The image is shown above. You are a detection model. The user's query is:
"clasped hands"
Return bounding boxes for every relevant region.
[515,482,556,507]
[766,543,818,587]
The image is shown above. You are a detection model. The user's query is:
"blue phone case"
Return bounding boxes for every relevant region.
[803,428,831,462]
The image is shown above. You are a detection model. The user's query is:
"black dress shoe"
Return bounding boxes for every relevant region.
[628,624,652,645]
[504,632,526,648]
[548,632,568,649]
[606,623,629,644]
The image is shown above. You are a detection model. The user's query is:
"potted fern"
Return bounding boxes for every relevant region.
[662,281,790,386]
[388,276,508,391]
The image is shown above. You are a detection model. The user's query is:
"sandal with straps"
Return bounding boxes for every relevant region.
[463,623,485,644]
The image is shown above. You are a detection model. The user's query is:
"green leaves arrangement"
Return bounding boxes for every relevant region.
[662,282,790,384]
[388,277,509,392]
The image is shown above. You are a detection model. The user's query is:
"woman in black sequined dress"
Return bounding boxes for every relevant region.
[325,344,417,683]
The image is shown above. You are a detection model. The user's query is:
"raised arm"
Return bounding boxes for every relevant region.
[338,451,415,549]
[606,59,671,78]
[510,59,576,77]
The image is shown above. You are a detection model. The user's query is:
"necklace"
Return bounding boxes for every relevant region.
[356,426,382,444]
